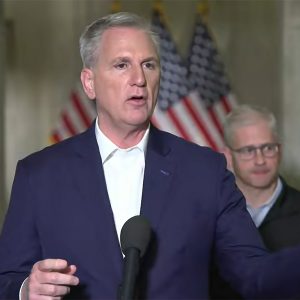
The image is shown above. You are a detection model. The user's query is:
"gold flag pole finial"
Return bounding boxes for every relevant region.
[153,0,163,14]
[153,0,167,24]
[197,0,209,21]
[111,0,121,13]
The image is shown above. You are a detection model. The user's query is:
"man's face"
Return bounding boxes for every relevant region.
[226,120,281,190]
[81,26,160,135]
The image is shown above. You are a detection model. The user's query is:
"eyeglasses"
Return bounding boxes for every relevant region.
[230,143,280,160]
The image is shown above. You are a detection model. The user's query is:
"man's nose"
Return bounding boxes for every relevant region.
[254,148,266,164]
[130,66,146,87]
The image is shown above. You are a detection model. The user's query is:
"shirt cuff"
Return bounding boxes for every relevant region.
[19,277,29,300]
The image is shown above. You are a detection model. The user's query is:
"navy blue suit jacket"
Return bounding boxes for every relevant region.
[1,124,300,299]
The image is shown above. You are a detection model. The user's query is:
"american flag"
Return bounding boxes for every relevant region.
[49,84,96,143]
[151,4,236,151]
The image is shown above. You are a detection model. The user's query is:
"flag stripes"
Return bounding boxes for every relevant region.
[50,85,96,143]
[71,92,92,128]
[151,3,236,151]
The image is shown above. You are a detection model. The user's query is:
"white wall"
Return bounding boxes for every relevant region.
[4,0,82,203]
[0,0,6,225]
[210,0,282,115]
[281,0,300,186]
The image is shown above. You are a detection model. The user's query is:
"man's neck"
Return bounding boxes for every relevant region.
[98,120,149,149]
[237,179,278,208]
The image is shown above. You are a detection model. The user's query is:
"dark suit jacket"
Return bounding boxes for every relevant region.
[1,124,300,300]
[260,179,300,250]
[210,179,300,299]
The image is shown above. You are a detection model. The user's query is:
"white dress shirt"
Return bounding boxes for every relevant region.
[95,120,149,241]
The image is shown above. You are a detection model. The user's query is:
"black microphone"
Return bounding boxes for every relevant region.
[119,215,151,300]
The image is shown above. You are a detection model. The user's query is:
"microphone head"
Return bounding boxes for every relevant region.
[120,215,151,257]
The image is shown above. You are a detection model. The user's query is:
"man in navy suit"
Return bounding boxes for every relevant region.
[223,105,300,251]
[1,12,300,300]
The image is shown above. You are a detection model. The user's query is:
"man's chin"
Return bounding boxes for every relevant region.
[250,178,276,189]
[126,116,151,128]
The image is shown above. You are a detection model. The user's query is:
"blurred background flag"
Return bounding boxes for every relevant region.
[187,1,237,148]
[50,83,96,143]
[49,0,121,143]
[152,0,236,151]
[151,1,191,141]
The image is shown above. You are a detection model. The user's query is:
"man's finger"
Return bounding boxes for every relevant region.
[61,264,77,275]
[30,270,79,286]
[44,271,79,286]
[36,259,69,272]
[31,282,71,297]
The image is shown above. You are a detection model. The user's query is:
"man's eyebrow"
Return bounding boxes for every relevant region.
[113,56,131,62]
[142,56,160,64]
[145,56,159,62]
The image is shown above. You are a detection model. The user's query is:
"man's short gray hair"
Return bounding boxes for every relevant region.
[79,12,160,69]
[223,104,279,147]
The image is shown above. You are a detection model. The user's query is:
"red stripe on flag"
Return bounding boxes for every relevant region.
[183,97,218,150]
[208,106,223,136]
[62,112,77,136]
[221,96,231,113]
[71,92,92,127]
[167,106,191,141]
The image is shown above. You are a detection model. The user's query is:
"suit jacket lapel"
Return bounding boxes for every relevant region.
[141,126,176,232]
[68,125,123,278]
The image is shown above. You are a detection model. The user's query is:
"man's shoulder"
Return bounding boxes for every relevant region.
[275,177,300,211]
[282,179,300,202]
[151,127,224,160]
[20,127,94,166]
[149,127,228,177]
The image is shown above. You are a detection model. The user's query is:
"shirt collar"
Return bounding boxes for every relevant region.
[94,117,149,164]
[268,177,283,206]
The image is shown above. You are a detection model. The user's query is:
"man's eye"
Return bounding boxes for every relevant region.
[144,62,156,70]
[115,63,127,69]
[264,144,274,151]
[241,147,255,154]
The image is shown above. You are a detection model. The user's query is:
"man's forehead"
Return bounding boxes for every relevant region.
[233,123,276,145]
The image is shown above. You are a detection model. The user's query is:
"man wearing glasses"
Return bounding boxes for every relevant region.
[211,104,300,299]
[223,104,300,247]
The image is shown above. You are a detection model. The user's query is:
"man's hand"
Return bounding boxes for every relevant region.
[22,259,79,300]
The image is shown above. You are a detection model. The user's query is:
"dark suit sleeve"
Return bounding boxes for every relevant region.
[214,162,300,299]
[0,160,42,299]
[212,159,266,296]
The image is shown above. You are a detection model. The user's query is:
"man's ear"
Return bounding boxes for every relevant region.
[221,146,234,171]
[80,68,96,99]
